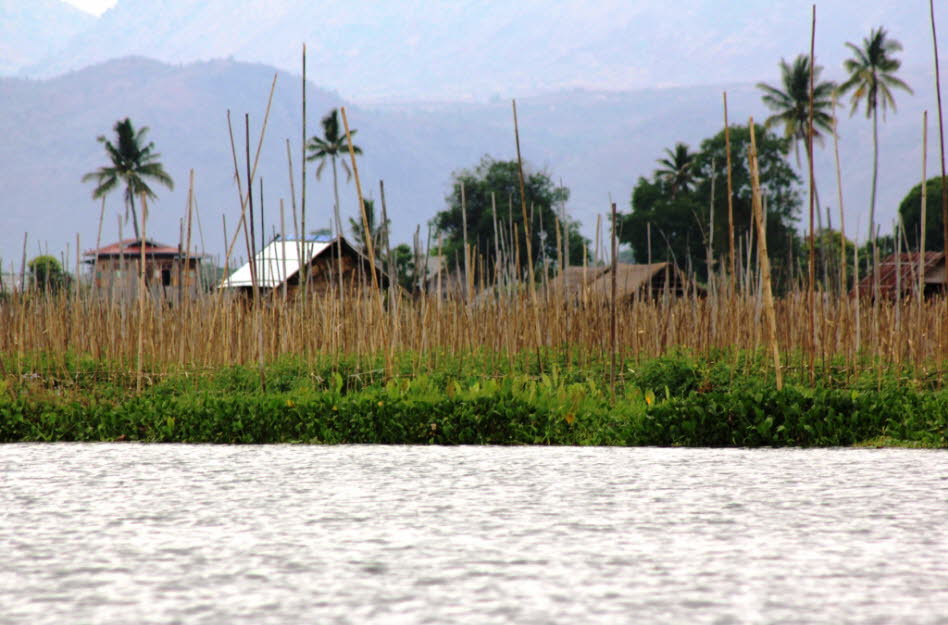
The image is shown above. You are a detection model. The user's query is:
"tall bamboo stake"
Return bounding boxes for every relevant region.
[340,108,382,305]
[832,94,847,295]
[301,44,309,301]
[748,119,783,389]
[807,4,817,381]
[930,0,948,270]
[921,110,929,298]
[610,201,618,400]
[512,99,543,351]
[723,92,736,279]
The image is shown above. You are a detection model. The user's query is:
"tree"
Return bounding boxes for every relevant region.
[655,142,697,198]
[28,255,70,292]
[82,118,174,240]
[758,55,837,283]
[348,198,387,254]
[306,109,362,239]
[432,157,588,279]
[838,27,913,247]
[899,176,947,252]
[621,124,802,288]
[757,55,835,167]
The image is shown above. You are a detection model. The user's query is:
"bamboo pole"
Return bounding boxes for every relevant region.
[723,92,736,279]
[807,4,817,382]
[748,119,783,389]
[832,94,847,295]
[921,110,929,298]
[340,108,382,305]
[930,0,948,270]
[512,99,543,351]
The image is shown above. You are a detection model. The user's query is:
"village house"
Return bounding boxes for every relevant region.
[84,238,203,299]
[547,262,699,304]
[853,251,947,299]
[218,234,390,296]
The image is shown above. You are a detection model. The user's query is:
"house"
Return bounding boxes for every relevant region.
[84,238,203,299]
[218,234,390,296]
[853,252,947,299]
[547,262,700,304]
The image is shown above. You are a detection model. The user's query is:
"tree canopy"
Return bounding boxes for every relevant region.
[621,123,802,287]
[899,176,948,253]
[432,157,588,278]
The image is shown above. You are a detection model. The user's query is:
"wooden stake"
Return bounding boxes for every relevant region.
[748,119,783,390]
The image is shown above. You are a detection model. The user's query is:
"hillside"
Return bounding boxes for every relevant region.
[16,0,935,103]
[0,0,93,74]
[0,57,936,267]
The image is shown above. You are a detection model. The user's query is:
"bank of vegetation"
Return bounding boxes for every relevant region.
[2,21,948,447]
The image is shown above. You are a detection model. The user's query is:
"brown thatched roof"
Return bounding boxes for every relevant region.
[547,262,698,302]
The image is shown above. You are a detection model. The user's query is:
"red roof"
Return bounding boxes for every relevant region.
[84,239,182,258]
[854,251,945,298]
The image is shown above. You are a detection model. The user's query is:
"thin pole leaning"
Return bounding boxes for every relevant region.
[832,94,847,295]
[921,110,929,299]
[930,0,948,270]
[340,108,382,301]
[807,4,816,381]
[512,99,543,351]
[749,119,783,390]
[724,92,736,279]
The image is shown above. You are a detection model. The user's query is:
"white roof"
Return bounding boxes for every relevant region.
[219,239,331,289]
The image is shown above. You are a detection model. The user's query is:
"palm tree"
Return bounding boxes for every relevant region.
[82,118,174,240]
[306,109,363,238]
[655,142,696,197]
[838,27,913,246]
[347,198,387,253]
[757,55,836,167]
[758,55,837,284]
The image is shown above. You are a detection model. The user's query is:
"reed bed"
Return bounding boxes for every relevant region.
[2,284,946,389]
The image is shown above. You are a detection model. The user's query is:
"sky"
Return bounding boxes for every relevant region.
[62,0,115,16]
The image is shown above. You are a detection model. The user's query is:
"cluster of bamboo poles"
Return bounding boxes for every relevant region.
[4,6,948,393]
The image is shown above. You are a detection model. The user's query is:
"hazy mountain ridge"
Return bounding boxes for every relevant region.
[14,0,934,104]
[0,0,93,74]
[0,57,935,267]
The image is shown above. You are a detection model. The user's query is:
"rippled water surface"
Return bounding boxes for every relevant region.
[1,445,947,624]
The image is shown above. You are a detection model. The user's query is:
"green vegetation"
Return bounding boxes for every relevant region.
[899,176,948,252]
[27,255,71,292]
[1,352,944,447]
[620,123,801,286]
[433,157,588,274]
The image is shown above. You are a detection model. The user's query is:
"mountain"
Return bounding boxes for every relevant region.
[0,57,936,268]
[18,0,935,103]
[0,0,93,74]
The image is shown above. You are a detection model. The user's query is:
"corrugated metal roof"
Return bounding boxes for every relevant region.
[220,239,330,289]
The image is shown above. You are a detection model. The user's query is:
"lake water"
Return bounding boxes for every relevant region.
[1,444,946,625]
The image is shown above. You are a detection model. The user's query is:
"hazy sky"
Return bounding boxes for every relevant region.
[63,0,116,16]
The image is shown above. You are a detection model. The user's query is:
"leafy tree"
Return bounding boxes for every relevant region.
[621,124,802,288]
[28,255,70,292]
[655,142,697,198]
[898,176,948,252]
[392,243,416,291]
[82,118,174,240]
[838,27,913,246]
[306,109,362,239]
[433,157,588,279]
